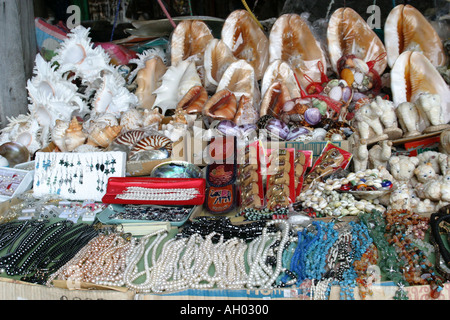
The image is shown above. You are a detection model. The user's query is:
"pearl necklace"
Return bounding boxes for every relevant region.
[115,187,200,201]
[246,220,290,289]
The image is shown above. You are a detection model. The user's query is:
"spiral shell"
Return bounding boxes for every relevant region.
[115,130,147,146]
[87,125,122,148]
[64,117,87,152]
[130,134,173,156]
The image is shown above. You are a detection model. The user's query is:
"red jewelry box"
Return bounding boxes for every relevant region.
[102,177,206,205]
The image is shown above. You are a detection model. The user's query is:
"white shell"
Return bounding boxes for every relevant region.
[51,119,70,152]
[328,86,343,101]
[261,60,301,99]
[353,58,369,74]
[353,72,364,84]
[52,25,115,84]
[120,108,143,131]
[92,73,138,117]
[128,47,167,84]
[152,60,201,115]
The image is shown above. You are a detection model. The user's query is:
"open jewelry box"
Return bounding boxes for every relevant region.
[0,167,34,202]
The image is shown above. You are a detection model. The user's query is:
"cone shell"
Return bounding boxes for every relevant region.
[327,7,387,75]
[260,81,293,118]
[385,4,447,68]
[135,56,167,109]
[390,51,450,123]
[177,85,208,114]
[269,14,327,90]
[221,10,269,80]
[87,125,122,148]
[64,117,87,152]
[203,39,238,92]
[170,20,213,67]
[203,89,237,121]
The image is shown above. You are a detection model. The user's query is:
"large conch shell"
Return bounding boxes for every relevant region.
[51,25,114,84]
[203,39,238,93]
[170,20,213,68]
[390,51,450,123]
[135,56,167,109]
[177,85,208,115]
[203,89,237,121]
[233,95,259,126]
[87,125,122,148]
[152,60,202,115]
[64,117,87,152]
[221,10,269,81]
[92,73,138,117]
[216,59,259,105]
[128,47,167,84]
[327,7,387,75]
[269,14,327,90]
[261,60,301,100]
[260,81,293,118]
[384,4,447,68]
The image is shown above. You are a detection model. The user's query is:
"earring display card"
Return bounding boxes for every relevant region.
[33,151,127,201]
[0,167,34,202]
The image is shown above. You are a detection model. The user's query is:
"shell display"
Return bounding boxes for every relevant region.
[87,125,122,148]
[327,7,387,75]
[221,10,269,80]
[269,14,328,90]
[64,117,87,152]
[385,4,447,68]
[115,130,147,146]
[130,135,173,157]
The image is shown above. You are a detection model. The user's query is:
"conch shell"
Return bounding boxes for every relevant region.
[216,59,259,105]
[177,85,208,115]
[221,10,269,80]
[152,60,202,115]
[261,60,301,100]
[51,119,70,152]
[390,51,450,123]
[87,125,122,148]
[170,20,213,67]
[203,39,238,93]
[203,89,237,121]
[234,95,259,126]
[135,56,167,109]
[260,81,293,118]
[384,4,447,68]
[142,109,164,128]
[269,14,327,90]
[327,7,387,75]
[64,117,87,152]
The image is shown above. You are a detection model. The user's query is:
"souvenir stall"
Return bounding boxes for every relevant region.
[0,0,449,301]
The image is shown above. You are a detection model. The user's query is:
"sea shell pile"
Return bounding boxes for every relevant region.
[0,4,448,160]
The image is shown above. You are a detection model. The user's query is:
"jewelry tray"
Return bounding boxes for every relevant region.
[0,167,34,202]
[102,177,206,205]
[97,204,196,227]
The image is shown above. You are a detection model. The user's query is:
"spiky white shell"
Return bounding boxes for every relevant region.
[152,60,201,115]
[51,119,70,152]
[128,47,167,84]
[92,73,138,117]
[51,25,114,84]
[0,114,42,154]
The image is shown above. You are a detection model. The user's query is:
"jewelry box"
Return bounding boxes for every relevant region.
[0,167,34,202]
[102,177,206,205]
